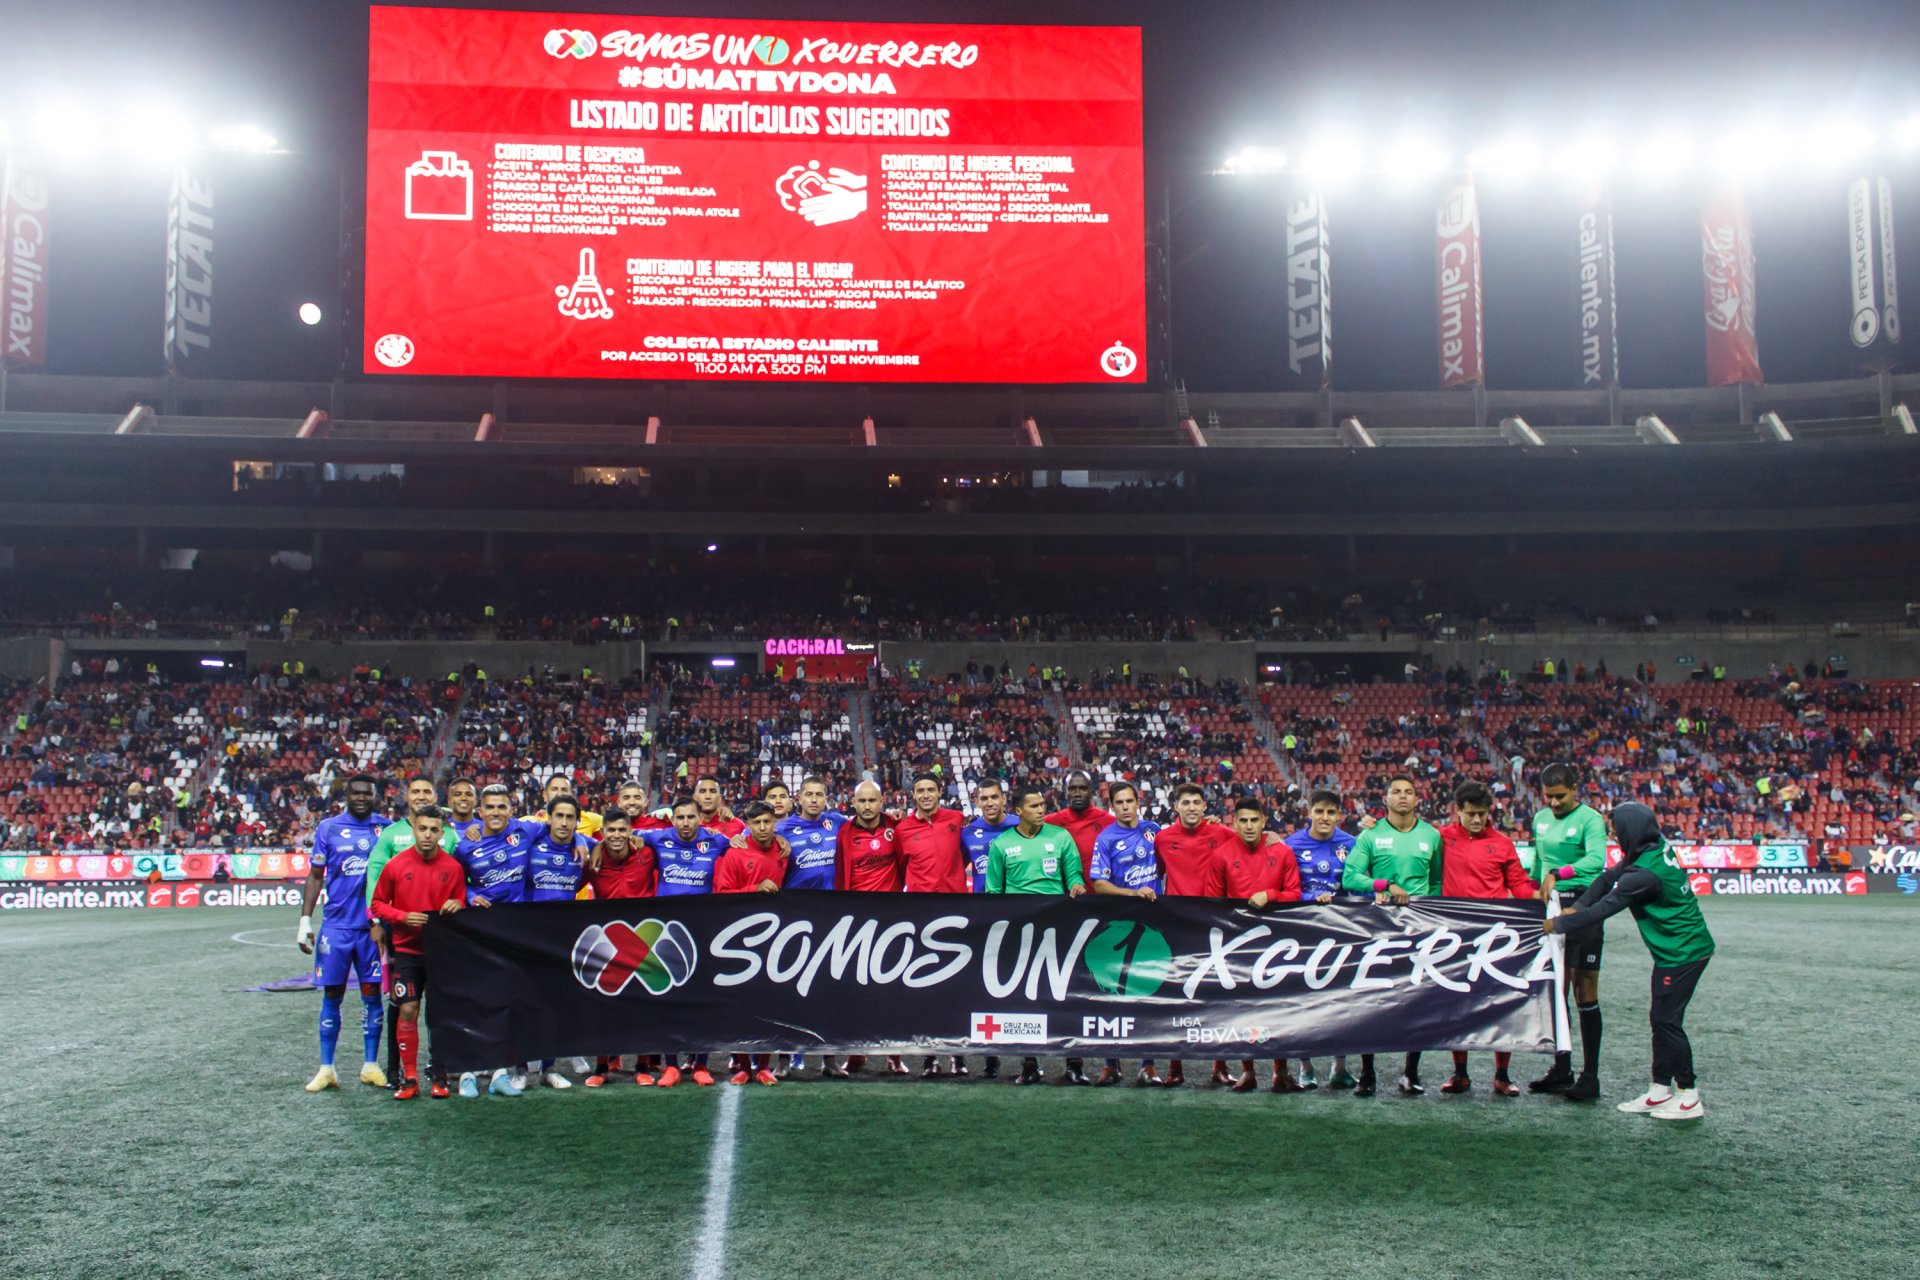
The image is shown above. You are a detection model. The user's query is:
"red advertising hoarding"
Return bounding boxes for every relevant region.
[363,6,1146,383]
[1702,183,1762,386]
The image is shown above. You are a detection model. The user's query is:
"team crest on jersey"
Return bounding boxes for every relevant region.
[507,832,522,846]
[357,837,370,851]
[883,828,896,841]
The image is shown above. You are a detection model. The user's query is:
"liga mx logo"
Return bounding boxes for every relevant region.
[572,919,696,996]
[544,28,598,58]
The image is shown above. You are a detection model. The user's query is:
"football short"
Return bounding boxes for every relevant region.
[314,924,382,987]
[1557,890,1603,970]
[388,954,428,1004]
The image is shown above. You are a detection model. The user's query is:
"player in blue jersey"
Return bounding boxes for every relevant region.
[775,776,852,1076]
[454,784,547,1097]
[297,774,390,1092]
[639,795,732,1087]
[1085,780,1164,1087]
[1283,788,1361,1090]
[957,777,1017,1079]
[519,795,594,1090]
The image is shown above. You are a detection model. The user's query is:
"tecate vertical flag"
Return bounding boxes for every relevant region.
[1435,179,1483,388]
[164,167,214,372]
[1,156,50,370]
[1284,190,1331,388]
[1702,184,1762,386]
[1576,190,1619,386]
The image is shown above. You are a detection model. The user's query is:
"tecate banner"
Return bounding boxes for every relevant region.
[1702,183,1762,386]
[362,6,1145,383]
[425,893,1563,1071]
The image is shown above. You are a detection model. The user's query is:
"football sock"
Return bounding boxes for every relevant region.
[1494,1051,1512,1078]
[318,994,342,1067]
[361,995,383,1063]
[1451,1051,1469,1073]
[1578,1004,1602,1076]
[398,1017,419,1081]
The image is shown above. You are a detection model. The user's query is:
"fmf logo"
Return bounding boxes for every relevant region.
[1080,1016,1136,1040]
[544,28,597,58]
[572,919,696,996]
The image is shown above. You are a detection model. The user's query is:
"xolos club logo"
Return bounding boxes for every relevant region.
[1081,919,1172,997]
[572,919,696,996]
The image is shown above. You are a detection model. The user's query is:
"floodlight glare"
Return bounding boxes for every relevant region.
[1711,125,1786,175]
[210,123,279,154]
[1550,136,1619,177]
[1380,136,1451,182]
[1298,137,1363,184]
[297,303,324,326]
[1222,145,1286,175]
[31,102,103,161]
[119,105,196,166]
[1800,118,1875,167]
[1466,138,1541,177]
[1897,115,1920,151]
[1631,131,1695,177]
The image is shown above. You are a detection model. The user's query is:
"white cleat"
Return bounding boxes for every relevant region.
[1649,1087,1704,1121]
[1617,1085,1674,1114]
[542,1070,573,1090]
[509,1071,529,1092]
[359,1062,389,1088]
[567,1057,592,1074]
[304,1065,340,1092]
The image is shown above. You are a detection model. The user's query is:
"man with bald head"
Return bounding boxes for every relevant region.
[834,779,909,1076]
[1045,769,1115,868]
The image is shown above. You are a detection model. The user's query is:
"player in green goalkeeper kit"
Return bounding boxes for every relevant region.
[1340,774,1444,1097]
[987,784,1089,1086]
[1544,802,1713,1120]
[1527,761,1613,1101]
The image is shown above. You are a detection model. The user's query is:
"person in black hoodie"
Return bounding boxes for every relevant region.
[1543,803,1714,1120]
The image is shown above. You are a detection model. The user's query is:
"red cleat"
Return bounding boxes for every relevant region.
[754,1069,779,1086]
[655,1066,682,1088]
[1492,1078,1521,1097]
[845,1055,867,1073]
[691,1066,716,1087]
[1441,1075,1473,1095]
[391,1079,420,1101]
[728,1070,751,1086]
[429,1080,451,1099]
[886,1055,910,1076]
[1231,1072,1259,1093]
[584,1074,608,1089]
[632,1071,656,1087]
[1163,1066,1187,1088]
[1211,1061,1234,1086]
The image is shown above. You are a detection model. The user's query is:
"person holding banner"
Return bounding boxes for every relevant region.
[1225,796,1307,1094]
[1528,762,1612,1103]
[298,773,389,1094]
[778,776,852,1078]
[366,806,467,1102]
[1436,780,1537,1097]
[1341,774,1444,1097]
[987,784,1088,1086]
[583,807,658,1088]
[834,780,909,1077]
[959,777,1017,1080]
[1284,789,1360,1090]
[1086,779,1162,1086]
[520,796,594,1091]
[1155,782,1236,1087]
[714,801,788,1087]
[1543,802,1713,1120]
[898,772,971,1078]
[639,795,735,1087]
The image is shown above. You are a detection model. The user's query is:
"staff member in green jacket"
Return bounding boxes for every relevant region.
[1529,762,1613,1102]
[1341,774,1444,1098]
[987,785,1088,1086]
[1544,802,1713,1120]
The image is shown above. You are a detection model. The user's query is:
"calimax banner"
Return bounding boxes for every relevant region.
[426,893,1565,1071]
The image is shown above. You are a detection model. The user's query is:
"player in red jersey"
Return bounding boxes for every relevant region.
[366,806,467,1101]
[715,801,788,1086]
[1155,782,1235,1086]
[897,771,972,1077]
[1221,797,1307,1094]
[1044,769,1114,864]
[694,775,746,838]
[1436,779,1538,1097]
[615,779,669,832]
[834,779,909,1076]
[582,808,659,1088]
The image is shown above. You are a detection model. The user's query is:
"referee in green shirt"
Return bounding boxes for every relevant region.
[986,785,1088,1085]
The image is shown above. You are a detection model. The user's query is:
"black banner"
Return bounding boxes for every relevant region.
[426,893,1563,1073]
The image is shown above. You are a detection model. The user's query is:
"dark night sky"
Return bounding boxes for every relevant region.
[9,0,1920,389]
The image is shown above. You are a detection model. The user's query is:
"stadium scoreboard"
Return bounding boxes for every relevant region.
[363,6,1146,383]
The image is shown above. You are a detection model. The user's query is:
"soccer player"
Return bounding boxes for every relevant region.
[1340,774,1444,1097]
[519,796,594,1089]
[298,773,389,1092]
[446,776,480,839]
[363,774,459,1084]
[1284,789,1359,1089]
[455,784,541,1096]
[898,772,970,1077]
[834,779,910,1076]
[1543,802,1713,1120]
[1527,762,1612,1102]
[1155,782,1234,1086]
[694,775,746,838]
[959,777,1017,1079]
[583,808,659,1088]
[367,806,467,1101]
[1044,769,1114,866]
[1436,780,1537,1097]
[614,779,669,831]
[637,796,733,1086]
[536,772,602,837]
[776,776,850,1076]
[763,781,793,820]
[1222,798,1306,1093]
[987,784,1088,1086]
[714,801,788,1086]
[1086,780,1162,1086]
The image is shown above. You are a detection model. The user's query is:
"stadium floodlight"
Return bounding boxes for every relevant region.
[1379,135,1451,183]
[1466,137,1541,178]
[199,657,226,669]
[1631,130,1695,178]
[210,123,279,154]
[1550,135,1619,178]
[1711,124,1787,176]
[31,102,103,162]
[118,105,197,167]
[297,303,323,326]
[1897,115,1920,151]
[710,657,737,669]
[1298,136,1363,184]
[1221,145,1286,175]
[1799,117,1876,168]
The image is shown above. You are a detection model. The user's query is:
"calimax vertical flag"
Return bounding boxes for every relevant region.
[1284,188,1331,388]
[1435,178,1483,387]
[1576,189,1619,386]
[1,154,51,369]
[1702,184,1762,386]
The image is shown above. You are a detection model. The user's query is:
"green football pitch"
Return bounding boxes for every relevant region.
[3,900,1916,1280]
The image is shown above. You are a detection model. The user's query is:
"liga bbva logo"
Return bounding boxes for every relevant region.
[572,919,697,995]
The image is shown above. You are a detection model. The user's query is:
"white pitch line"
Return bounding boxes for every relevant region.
[689,1081,744,1280]
[230,929,298,949]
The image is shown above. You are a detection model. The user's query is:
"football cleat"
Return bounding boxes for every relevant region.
[1441,1075,1473,1095]
[1297,1062,1320,1090]
[429,1080,451,1099]
[729,1070,752,1086]
[1062,1066,1092,1087]
[632,1071,656,1087]
[1328,1068,1358,1090]
[1136,1066,1164,1087]
[1231,1072,1259,1093]
[488,1070,523,1098]
[691,1066,716,1087]
[654,1066,682,1088]
[844,1055,867,1073]
[1397,1075,1426,1096]
[358,1063,388,1088]
[1529,1065,1576,1095]
[1094,1066,1121,1088]
[391,1078,420,1101]
[1492,1078,1521,1097]
[886,1056,910,1076]
[1271,1066,1306,1094]
[820,1062,850,1080]
[1210,1061,1234,1086]
[584,1073,607,1089]
[949,1056,969,1076]
[921,1058,943,1079]
[1015,1058,1044,1085]
[1562,1073,1601,1104]
[1353,1073,1377,1098]
[754,1068,779,1086]
[1649,1088,1704,1121]
[542,1070,572,1090]
[458,1074,481,1099]
[1163,1066,1187,1088]
[304,1065,340,1093]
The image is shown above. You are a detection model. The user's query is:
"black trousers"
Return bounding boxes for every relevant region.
[1650,958,1710,1088]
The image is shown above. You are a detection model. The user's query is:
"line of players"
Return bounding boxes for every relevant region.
[294,763,1655,1109]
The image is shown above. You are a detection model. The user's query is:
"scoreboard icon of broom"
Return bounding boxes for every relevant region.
[556,247,616,320]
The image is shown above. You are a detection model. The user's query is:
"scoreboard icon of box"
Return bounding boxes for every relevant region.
[404,151,473,220]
